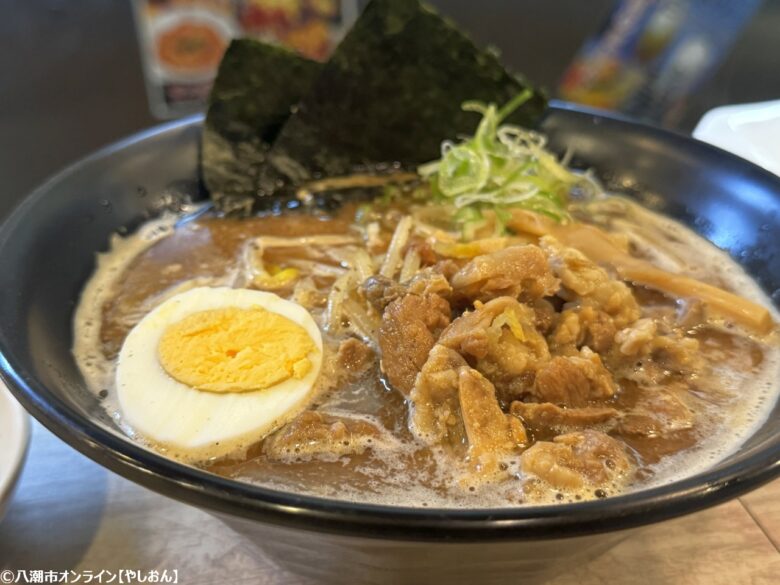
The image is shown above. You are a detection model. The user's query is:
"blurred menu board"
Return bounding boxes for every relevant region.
[558,0,763,126]
[133,0,357,119]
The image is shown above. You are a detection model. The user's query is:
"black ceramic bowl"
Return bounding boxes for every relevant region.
[1,104,779,584]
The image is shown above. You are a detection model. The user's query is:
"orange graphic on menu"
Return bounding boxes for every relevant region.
[156,22,228,72]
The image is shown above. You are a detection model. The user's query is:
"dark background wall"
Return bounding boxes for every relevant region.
[1,0,778,221]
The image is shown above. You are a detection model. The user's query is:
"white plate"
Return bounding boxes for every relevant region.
[0,382,30,522]
[693,99,780,177]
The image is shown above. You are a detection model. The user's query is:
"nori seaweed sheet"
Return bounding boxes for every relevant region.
[203,0,547,213]
[254,0,547,204]
[201,39,321,213]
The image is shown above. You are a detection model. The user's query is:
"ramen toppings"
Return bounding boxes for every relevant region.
[73,188,779,505]
[71,0,778,506]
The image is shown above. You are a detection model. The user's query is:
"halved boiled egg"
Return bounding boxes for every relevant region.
[116,286,322,460]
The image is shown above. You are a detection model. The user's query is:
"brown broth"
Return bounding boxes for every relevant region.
[100,208,356,359]
[74,201,780,506]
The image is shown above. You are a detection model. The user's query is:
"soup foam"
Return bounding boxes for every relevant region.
[73,201,780,507]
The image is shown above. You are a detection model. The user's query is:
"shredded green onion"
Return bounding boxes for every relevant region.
[419,92,595,237]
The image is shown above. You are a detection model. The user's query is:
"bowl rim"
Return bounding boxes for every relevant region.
[1,105,779,542]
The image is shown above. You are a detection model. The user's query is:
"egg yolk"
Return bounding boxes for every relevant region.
[158,306,318,393]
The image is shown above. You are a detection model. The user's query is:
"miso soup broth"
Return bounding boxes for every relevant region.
[73,194,780,508]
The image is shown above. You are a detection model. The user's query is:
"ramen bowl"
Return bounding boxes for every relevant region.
[0,104,778,584]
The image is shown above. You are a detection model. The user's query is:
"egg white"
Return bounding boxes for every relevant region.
[116,286,323,460]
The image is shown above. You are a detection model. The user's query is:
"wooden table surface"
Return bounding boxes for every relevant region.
[0,420,778,584]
